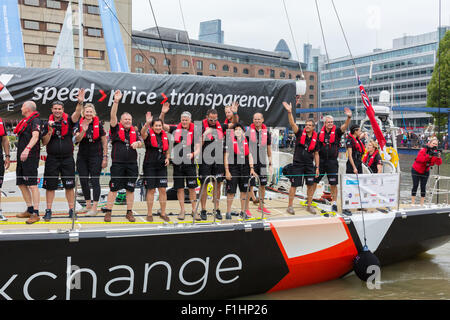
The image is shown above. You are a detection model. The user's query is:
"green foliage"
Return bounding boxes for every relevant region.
[427,30,450,134]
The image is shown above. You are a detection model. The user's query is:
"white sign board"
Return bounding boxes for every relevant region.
[341,173,400,209]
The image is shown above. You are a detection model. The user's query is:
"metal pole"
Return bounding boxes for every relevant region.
[71,174,78,231]
[78,0,84,70]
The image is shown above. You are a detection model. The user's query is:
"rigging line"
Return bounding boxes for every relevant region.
[281,0,304,79]
[148,0,172,74]
[314,0,336,118]
[330,0,370,249]
[98,0,158,74]
[330,0,357,72]
[177,0,196,75]
[437,0,441,193]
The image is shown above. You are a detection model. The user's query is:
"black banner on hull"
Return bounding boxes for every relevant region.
[0,226,288,300]
[0,67,295,126]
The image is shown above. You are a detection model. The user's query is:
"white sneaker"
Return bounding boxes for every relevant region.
[0,212,7,221]
[86,210,98,217]
[286,206,295,215]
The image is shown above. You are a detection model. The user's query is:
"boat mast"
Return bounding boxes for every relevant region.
[78,0,84,70]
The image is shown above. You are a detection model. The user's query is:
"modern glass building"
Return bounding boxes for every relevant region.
[319,27,449,129]
[199,19,224,44]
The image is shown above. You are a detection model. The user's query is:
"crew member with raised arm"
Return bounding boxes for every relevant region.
[14,101,42,224]
[103,90,143,222]
[74,103,108,216]
[247,112,273,216]
[282,102,320,215]
[198,105,238,220]
[160,104,201,221]
[313,110,351,212]
[0,118,10,221]
[41,91,83,221]
[140,110,171,222]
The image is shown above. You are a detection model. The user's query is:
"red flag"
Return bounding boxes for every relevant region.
[358,76,386,150]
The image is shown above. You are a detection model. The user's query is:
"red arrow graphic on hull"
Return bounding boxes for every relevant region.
[161,93,168,104]
[98,90,107,102]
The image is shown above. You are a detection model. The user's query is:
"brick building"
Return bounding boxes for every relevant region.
[131,27,317,123]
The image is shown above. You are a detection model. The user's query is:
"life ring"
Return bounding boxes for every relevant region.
[382,147,399,168]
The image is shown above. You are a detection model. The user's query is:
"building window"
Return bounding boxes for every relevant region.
[47,46,56,55]
[197,72,203,75]
[280,72,286,78]
[233,67,238,73]
[296,75,302,80]
[135,67,144,73]
[87,5,100,15]
[270,69,275,78]
[222,64,229,72]
[24,0,40,6]
[163,58,170,66]
[23,20,40,30]
[196,60,203,70]
[209,63,217,71]
[149,57,156,65]
[309,85,314,90]
[243,68,249,75]
[288,74,292,79]
[87,28,102,37]
[46,23,61,33]
[309,75,314,81]
[24,44,39,54]
[309,95,314,99]
[135,54,143,62]
[86,49,102,59]
[258,69,264,76]
[46,0,61,9]
[182,60,189,68]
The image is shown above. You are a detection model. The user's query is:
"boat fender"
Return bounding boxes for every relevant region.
[353,247,380,282]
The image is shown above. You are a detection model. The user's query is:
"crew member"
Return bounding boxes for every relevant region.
[346,125,366,174]
[363,140,383,174]
[160,106,201,221]
[199,107,237,220]
[224,122,256,219]
[140,112,171,222]
[104,90,143,222]
[247,112,272,216]
[74,103,108,216]
[282,102,320,215]
[313,110,351,212]
[41,92,83,221]
[0,118,10,221]
[224,103,239,128]
[411,137,442,206]
[14,101,41,224]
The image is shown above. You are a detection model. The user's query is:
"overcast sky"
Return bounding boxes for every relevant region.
[132,0,449,61]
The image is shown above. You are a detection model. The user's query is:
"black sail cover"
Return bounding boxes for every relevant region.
[0,67,294,126]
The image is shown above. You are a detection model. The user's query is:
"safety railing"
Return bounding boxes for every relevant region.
[427,175,450,205]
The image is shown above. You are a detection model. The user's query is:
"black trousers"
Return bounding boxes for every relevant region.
[411,168,429,198]
[77,156,102,202]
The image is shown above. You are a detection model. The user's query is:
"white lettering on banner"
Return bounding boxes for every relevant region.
[342,173,400,209]
[0,254,243,300]
[30,84,275,111]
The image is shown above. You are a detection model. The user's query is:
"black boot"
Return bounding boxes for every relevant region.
[44,209,52,222]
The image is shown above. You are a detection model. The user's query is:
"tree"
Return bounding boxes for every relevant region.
[427,29,450,138]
